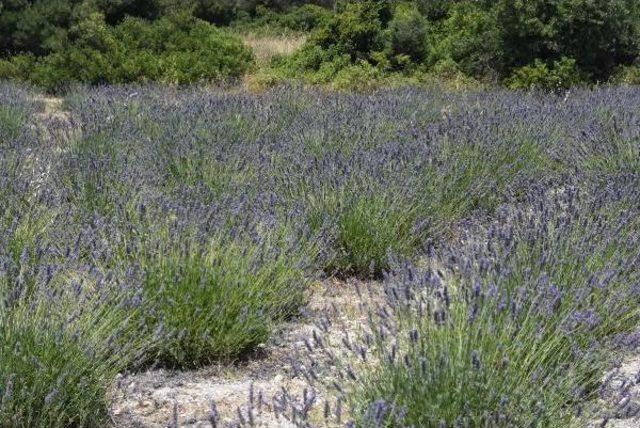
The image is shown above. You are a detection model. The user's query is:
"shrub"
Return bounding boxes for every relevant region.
[275,1,412,84]
[430,1,502,80]
[420,58,481,89]
[330,60,383,89]
[0,286,147,427]
[137,230,311,367]
[415,0,455,21]
[506,57,585,91]
[237,4,333,33]
[191,0,255,25]
[0,0,82,57]
[495,0,640,80]
[314,1,386,62]
[0,105,29,146]
[28,13,254,90]
[95,0,163,24]
[611,65,640,85]
[0,211,148,427]
[0,314,110,427]
[0,60,19,81]
[331,193,422,277]
[276,4,332,31]
[387,2,428,65]
[342,186,640,426]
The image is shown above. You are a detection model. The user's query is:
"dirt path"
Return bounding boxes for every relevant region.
[110,278,382,427]
[587,353,640,427]
[28,95,78,199]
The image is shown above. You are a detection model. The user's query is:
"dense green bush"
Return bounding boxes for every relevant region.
[24,13,253,90]
[275,3,332,30]
[495,0,640,80]
[3,0,640,90]
[95,0,163,24]
[387,2,428,65]
[189,0,251,25]
[430,1,501,80]
[274,1,390,82]
[612,65,640,85]
[269,0,640,89]
[315,1,385,62]
[0,0,83,57]
[506,57,585,91]
[415,0,454,20]
[184,0,334,26]
[235,4,332,33]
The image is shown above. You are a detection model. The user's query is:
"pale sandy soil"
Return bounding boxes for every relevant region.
[110,278,383,427]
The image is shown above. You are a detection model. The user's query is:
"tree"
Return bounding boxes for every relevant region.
[495,0,640,80]
[0,0,83,57]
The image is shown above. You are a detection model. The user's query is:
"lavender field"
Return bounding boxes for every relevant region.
[1,82,640,427]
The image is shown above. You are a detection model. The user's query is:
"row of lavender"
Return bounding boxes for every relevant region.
[1,82,639,426]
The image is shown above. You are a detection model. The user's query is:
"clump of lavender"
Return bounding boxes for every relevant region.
[0,210,151,426]
[131,222,314,367]
[313,182,640,426]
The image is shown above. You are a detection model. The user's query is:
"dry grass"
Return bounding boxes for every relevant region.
[242,33,306,64]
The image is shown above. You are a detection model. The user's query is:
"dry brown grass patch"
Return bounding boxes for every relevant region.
[242,33,306,64]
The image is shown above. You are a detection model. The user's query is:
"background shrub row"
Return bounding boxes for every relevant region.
[1,1,640,90]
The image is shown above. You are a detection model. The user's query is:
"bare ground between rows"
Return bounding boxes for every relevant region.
[110,278,382,427]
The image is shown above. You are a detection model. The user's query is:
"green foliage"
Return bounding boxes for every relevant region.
[387,2,428,65]
[0,212,148,427]
[415,0,455,21]
[330,60,383,89]
[612,65,640,85]
[430,1,501,79]
[94,0,163,24]
[0,289,148,427]
[0,55,36,82]
[274,3,332,31]
[27,13,253,91]
[582,138,640,176]
[190,0,250,25]
[332,193,422,277]
[314,1,385,62]
[506,57,585,91]
[0,315,109,427]
[495,0,640,80]
[138,232,310,367]
[0,105,28,144]
[275,1,399,83]
[3,0,639,89]
[0,0,83,57]
[234,4,332,33]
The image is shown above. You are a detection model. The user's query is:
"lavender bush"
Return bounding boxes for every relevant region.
[304,179,640,427]
[0,85,149,426]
